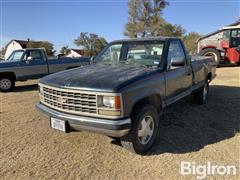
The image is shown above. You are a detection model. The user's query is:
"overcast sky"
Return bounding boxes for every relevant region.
[0,0,239,52]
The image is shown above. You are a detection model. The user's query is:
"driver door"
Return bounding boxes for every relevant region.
[21,50,48,79]
[165,40,193,105]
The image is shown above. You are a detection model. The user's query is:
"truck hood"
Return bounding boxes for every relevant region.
[40,64,160,92]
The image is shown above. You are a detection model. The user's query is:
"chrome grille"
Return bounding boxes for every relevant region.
[40,85,97,115]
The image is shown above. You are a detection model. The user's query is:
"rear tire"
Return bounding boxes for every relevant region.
[193,80,209,104]
[120,105,159,154]
[0,77,15,92]
[199,48,220,65]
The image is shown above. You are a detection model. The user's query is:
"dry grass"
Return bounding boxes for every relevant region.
[0,67,239,179]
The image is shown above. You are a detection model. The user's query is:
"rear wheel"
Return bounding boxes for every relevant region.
[0,77,15,92]
[193,80,209,104]
[120,105,159,154]
[199,48,220,65]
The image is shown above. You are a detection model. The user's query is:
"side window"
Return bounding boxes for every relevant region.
[168,40,186,67]
[26,50,43,61]
[223,30,231,39]
[231,29,240,38]
[100,44,122,63]
[230,29,240,47]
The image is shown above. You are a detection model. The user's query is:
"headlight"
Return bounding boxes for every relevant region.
[103,96,115,108]
[98,95,122,116]
[98,95,121,109]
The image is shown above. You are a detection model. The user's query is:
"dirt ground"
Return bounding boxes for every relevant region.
[0,67,239,180]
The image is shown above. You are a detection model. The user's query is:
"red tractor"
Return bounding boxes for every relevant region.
[197,20,240,65]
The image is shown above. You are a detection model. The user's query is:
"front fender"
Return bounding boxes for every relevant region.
[121,74,166,117]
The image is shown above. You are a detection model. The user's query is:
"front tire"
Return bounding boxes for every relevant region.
[120,105,159,154]
[0,77,15,92]
[199,48,220,65]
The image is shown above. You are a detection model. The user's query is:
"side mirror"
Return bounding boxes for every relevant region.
[27,56,33,61]
[171,57,185,67]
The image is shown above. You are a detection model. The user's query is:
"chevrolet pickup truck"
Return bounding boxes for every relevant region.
[0,48,90,92]
[36,37,216,154]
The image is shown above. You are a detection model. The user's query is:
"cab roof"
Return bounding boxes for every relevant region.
[111,37,178,43]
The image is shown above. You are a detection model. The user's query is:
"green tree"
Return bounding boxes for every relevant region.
[183,32,201,54]
[160,23,186,37]
[124,0,185,38]
[151,0,168,36]
[124,0,142,37]
[27,41,55,56]
[60,46,71,55]
[74,32,107,56]
[95,37,108,54]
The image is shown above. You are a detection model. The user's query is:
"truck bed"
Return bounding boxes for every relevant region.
[191,56,217,85]
[47,57,90,74]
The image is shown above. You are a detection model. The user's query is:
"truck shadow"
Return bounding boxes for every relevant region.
[146,85,240,155]
[13,84,38,92]
[218,63,238,68]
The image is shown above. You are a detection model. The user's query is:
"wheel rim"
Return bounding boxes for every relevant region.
[204,52,218,63]
[0,78,12,90]
[138,115,154,145]
[203,83,208,101]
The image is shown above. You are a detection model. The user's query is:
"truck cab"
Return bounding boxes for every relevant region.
[221,28,240,63]
[6,49,49,79]
[222,28,240,48]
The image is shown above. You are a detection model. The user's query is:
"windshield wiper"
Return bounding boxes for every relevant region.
[119,60,156,68]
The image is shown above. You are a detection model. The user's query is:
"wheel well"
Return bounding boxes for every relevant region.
[0,72,16,80]
[201,46,217,51]
[66,66,79,70]
[200,47,221,54]
[131,94,162,116]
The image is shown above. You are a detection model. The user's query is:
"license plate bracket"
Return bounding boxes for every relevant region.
[50,117,66,132]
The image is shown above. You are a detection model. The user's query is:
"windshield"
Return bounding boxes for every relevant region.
[96,41,164,67]
[7,50,24,61]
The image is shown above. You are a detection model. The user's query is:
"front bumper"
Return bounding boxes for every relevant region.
[36,102,131,137]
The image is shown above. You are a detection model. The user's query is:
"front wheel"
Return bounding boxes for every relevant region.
[0,78,15,92]
[193,80,209,104]
[120,105,159,154]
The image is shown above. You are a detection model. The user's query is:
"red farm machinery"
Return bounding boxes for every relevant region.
[197,20,240,65]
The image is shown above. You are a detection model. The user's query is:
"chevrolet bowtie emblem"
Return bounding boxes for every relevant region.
[57,97,67,103]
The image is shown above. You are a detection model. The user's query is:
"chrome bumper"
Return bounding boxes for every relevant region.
[36,102,130,137]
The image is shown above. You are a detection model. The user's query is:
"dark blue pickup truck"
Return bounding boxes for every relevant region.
[0,48,90,91]
[36,37,216,154]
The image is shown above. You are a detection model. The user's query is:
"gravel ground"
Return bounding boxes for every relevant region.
[0,67,239,179]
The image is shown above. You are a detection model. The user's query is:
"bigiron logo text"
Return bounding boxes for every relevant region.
[180,161,237,179]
